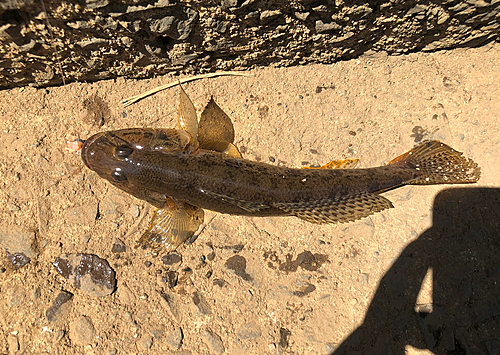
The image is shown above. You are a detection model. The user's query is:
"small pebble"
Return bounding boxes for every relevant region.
[359,273,369,284]
[7,286,25,307]
[53,329,65,343]
[129,204,140,218]
[159,292,182,321]
[46,291,74,322]
[213,279,226,287]
[7,334,19,353]
[69,317,95,346]
[118,283,136,306]
[292,283,316,297]
[65,204,98,226]
[136,334,153,351]
[31,287,40,300]
[100,191,126,219]
[150,329,163,340]
[165,327,183,350]
[7,203,20,212]
[162,271,178,288]
[162,252,182,265]
[0,230,37,264]
[81,234,91,244]
[6,251,31,268]
[237,322,262,340]
[202,329,225,354]
[111,239,126,253]
[207,252,216,261]
[225,255,252,282]
[193,291,212,315]
[279,328,291,351]
[324,343,338,353]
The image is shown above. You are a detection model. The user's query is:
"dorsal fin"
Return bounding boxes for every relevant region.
[177,84,198,148]
[198,97,236,146]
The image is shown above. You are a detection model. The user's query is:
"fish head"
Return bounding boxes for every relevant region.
[81,129,141,191]
[81,128,191,191]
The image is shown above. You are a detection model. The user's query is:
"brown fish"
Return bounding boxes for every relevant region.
[81,86,480,253]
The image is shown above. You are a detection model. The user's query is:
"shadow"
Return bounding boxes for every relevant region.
[333,188,500,355]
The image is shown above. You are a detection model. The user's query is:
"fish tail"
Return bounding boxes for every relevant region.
[389,140,480,185]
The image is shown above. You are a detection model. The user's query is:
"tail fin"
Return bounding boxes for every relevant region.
[389,141,480,185]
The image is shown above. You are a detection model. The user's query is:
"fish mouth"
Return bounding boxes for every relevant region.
[81,132,106,170]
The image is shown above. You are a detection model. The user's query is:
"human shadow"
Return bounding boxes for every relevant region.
[333,188,500,355]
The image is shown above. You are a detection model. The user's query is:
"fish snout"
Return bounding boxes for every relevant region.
[81,132,109,170]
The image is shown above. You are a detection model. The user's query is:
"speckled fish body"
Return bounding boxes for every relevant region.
[82,129,480,224]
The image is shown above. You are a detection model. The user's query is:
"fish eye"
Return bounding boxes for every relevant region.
[115,145,133,159]
[111,170,127,182]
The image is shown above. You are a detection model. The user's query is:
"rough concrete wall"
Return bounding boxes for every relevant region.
[0,0,499,88]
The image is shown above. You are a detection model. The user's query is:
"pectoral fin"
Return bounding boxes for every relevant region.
[177,84,198,147]
[198,97,235,146]
[273,192,393,224]
[302,159,359,170]
[137,199,204,253]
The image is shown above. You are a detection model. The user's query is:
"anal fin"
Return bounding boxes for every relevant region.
[273,192,393,224]
[137,199,204,253]
[302,159,359,170]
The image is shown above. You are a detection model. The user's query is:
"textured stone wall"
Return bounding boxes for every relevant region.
[0,0,499,88]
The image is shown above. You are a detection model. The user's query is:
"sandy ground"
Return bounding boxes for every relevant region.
[0,43,499,355]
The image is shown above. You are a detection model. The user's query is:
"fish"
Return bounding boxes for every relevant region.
[81,86,481,253]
